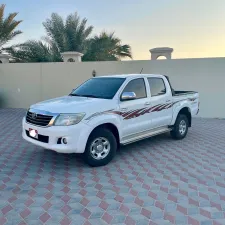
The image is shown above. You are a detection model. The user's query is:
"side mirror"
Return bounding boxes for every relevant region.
[121,92,136,101]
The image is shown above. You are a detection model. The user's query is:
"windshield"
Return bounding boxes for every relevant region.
[70,77,126,99]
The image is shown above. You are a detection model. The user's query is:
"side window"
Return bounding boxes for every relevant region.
[122,78,147,99]
[148,78,166,97]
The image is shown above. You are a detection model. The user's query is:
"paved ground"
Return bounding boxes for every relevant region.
[1,109,225,225]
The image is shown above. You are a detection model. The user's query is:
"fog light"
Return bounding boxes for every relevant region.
[62,138,67,144]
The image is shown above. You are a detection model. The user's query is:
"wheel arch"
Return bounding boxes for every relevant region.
[176,107,192,127]
[87,123,120,146]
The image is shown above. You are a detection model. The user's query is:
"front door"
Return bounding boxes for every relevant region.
[147,77,173,128]
[119,78,151,138]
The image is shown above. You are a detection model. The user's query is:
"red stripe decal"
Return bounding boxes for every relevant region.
[86,97,197,121]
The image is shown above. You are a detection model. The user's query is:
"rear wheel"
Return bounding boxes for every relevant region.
[84,128,117,167]
[170,114,189,140]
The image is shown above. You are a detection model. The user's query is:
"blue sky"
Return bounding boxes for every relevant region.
[4,0,225,59]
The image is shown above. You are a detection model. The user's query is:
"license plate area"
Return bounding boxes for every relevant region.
[29,128,38,139]
[26,129,49,143]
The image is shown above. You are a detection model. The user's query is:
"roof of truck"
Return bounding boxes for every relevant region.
[98,74,165,79]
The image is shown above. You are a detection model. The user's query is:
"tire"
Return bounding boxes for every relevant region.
[84,128,117,167]
[170,114,189,140]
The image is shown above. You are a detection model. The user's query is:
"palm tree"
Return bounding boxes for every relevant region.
[7,12,132,62]
[7,12,93,62]
[5,40,62,62]
[42,12,93,53]
[83,32,132,61]
[0,4,22,52]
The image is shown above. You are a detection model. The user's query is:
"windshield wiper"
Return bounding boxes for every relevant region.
[69,93,81,96]
[80,94,100,98]
[69,93,100,98]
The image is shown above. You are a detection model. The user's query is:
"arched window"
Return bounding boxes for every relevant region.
[156,56,167,60]
[67,58,75,62]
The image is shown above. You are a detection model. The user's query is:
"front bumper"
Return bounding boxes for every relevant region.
[22,117,92,153]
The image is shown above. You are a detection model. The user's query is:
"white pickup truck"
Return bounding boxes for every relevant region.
[22,74,199,166]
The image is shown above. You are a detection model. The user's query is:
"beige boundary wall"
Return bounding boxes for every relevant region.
[0,57,225,118]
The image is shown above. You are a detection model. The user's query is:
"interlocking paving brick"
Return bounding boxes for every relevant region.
[152,219,174,224]
[164,211,188,224]
[177,203,199,215]
[0,217,7,225]
[39,212,51,223]
[1,204,13,215]
[200,207,223,219]
[20,207,31,219]
[1,109,225,224]
[102,212,113,224]
[87,206,104,219]
[141,206,163,219]
[68,215,85,225]
[130,214,149,225]
[213,219,225,225]
[88,218,108,225]
[60,216,71,225]
[189,196,211,207]
[111,212,126,224]
[188,214,213,225]
[106,199,120,210]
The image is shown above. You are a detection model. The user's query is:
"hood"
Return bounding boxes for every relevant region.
[31,96,115,114]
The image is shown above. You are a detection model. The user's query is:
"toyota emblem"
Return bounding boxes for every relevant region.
[32,113,37,119]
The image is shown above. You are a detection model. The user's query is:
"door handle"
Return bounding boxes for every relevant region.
[145,102,151,106]
[165,100,171,103]
[121,108,128,112]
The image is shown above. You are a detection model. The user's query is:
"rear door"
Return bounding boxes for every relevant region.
[147,77,173,128]
[119,78,151,138]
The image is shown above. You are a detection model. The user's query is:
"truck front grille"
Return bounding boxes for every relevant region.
[26,111,53,127]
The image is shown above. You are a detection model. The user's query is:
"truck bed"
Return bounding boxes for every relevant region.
[164,75,198,97]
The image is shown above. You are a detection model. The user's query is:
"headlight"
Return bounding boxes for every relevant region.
[54,113,85,126]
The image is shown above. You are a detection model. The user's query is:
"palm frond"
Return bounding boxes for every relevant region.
[0,4,5,24]
[43,13,66,52]
[3,12,18,26]
[0,4,22,50]
[5,40,62,62]
[83,31,132,61]
[64,12,93,52]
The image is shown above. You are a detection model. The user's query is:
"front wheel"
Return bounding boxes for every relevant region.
[84,128,117,167]
[170,114,189,140]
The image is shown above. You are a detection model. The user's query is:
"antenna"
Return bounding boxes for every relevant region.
[140,68,143,74]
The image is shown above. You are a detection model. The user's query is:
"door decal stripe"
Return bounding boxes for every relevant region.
[85,98,197,121]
